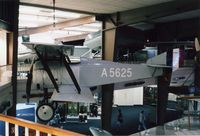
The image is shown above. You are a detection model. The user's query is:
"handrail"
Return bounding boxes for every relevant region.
[0,114,85,136]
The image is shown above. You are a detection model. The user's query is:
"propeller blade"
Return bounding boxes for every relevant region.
[195,37,200,52]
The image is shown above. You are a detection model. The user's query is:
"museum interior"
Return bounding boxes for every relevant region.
[1,0,200,135]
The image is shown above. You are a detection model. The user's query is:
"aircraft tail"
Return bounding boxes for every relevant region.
[146,49,180,71]
[146,52,167,67]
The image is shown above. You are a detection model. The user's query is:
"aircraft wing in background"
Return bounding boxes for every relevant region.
[170,67,194,86]
[89,127,112,136]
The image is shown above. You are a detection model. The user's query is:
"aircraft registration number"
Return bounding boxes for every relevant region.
[101,68,132,78]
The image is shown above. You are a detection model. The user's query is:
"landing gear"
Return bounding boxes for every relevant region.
[36,103,55,122]
[79,105,88,123]
[36,88,56,122]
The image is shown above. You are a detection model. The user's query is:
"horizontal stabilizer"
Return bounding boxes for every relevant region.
[146,52,167,67]
[51,85,95,103]
[146,49,180,71]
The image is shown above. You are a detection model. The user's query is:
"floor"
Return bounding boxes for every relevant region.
[131,116,200,136]
[50,105,182,135]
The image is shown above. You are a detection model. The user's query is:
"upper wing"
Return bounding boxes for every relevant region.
[22,42,74,55]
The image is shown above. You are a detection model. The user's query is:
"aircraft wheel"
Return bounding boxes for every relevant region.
[36,104,55,122]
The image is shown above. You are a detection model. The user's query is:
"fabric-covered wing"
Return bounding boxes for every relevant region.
[22,42,74,55]
[51,85,95,103]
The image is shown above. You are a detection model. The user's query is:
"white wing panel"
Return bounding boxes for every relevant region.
[51,85,95,103]
[170,67,194,86]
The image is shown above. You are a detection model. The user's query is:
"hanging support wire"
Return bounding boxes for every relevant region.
[53,0,56,28]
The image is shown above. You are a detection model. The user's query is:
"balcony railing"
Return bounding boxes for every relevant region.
[0,114,84,136]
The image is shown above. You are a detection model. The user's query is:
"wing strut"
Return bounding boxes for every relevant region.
[35,48,59,92]
[26,58,34,103]
[59,52,81,94]
[65,54,71,63]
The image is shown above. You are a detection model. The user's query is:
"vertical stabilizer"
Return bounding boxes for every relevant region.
[146,52,167,67]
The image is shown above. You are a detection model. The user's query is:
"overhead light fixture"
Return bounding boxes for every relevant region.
[53,0,56,28]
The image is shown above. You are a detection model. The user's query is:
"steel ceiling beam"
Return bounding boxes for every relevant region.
[103,0,200,31]
[20,2,99,15]
[19,16,96,36]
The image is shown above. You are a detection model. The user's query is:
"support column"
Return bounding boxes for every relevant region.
[7,33,13,65]
[156,48,172,125]
[102,19,117,61]
[101,17,117,131]
[8,0,19,116]
[101,84,114,131]
[157,69,171,125]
